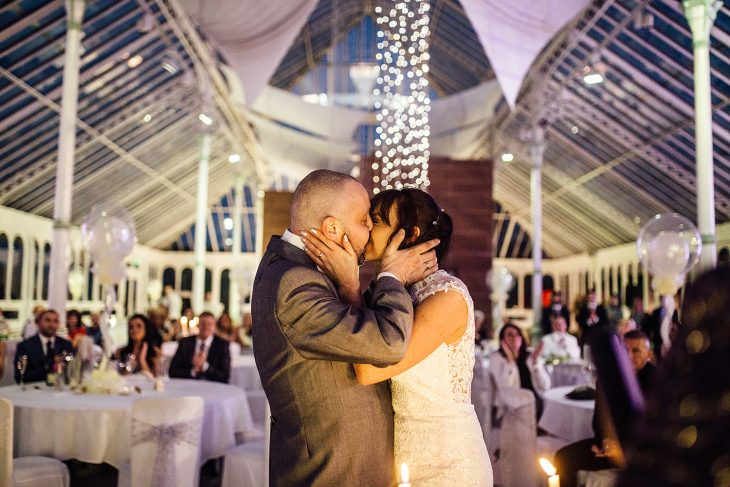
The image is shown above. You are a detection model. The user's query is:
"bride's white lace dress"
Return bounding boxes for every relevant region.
[392,270,493,486]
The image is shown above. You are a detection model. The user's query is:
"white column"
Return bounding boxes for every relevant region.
[684,0,721,271]
[192,88,212,315]
[48,0,85,321]
[229,175,244,323]
[530,127,545,336]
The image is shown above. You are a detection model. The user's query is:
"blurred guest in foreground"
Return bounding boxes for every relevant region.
[555,330,655,487]
[489,323,550,418]
[14,309,74,383]
[619,268,730,487]
[170,312,230,383]
[113,314,160,376]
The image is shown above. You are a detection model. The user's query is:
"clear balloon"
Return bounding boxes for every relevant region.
[67,267,85,301]
[637,213,701,295]
[82,203,137,286]
[486,266,515,297]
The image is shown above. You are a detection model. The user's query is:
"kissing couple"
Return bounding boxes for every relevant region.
[252,169,492,486]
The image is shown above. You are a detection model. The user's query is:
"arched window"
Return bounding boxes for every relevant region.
[11,237,23,299]
[205,268,212,294]
[162,268,176,288]
[523,274,532,309]
[181,268,193,291]
[0,234,7,299]
[42,243,51,300]
[220,269,231,312]
[33,240,40,300]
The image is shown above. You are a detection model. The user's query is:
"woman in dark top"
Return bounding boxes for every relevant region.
[113,314,160,376]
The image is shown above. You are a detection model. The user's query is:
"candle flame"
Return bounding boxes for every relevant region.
[400,463,409,483]
[539,457,557,477]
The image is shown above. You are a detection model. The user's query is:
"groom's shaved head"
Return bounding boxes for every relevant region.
[291,169,361,230]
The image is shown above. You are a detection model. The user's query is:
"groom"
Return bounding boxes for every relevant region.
[252,170,438,486]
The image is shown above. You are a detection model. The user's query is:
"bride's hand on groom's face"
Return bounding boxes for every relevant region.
[380,229,440,286]
[300,229,360,290]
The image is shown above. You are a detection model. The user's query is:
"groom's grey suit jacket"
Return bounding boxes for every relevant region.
[252,236,414,487]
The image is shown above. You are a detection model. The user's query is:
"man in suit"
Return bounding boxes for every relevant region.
[541,290,571,337]
[14,309,74,383]
[252,169,439,487]
[577,289,609,346]
[169,311,230,383]
[640,294,678,360]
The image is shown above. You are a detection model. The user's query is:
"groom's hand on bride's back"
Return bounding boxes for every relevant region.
[380,229,440,286]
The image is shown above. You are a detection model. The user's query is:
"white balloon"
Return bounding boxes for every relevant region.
[647,231,689,277]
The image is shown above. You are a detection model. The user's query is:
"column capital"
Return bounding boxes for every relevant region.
[682,0,722,46]
[65,0,86,28]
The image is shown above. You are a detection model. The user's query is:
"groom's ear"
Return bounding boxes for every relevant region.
[320,216,342,241]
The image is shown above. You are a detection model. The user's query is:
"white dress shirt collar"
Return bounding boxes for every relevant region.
[195,334,214,354]
[281,229,305,251]
[39,334,55,350]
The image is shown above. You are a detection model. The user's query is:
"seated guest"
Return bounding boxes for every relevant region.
[541,290,571,336]
[86,311,103,347]
[66,309,86,349]
[616,318,637,338]
[554,330,656,487]
[147,307,173,344]
[169,312,230,383]
[216,312,236,342]
[606,293,623,328]
[489,323,551,418]
[237,312,253,349]
[538,315,581,362]
[21,305,45,340]
[14,309,74,383]
[113,314,160,376]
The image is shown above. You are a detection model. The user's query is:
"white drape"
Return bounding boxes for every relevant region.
[460,0,591,109]
[178,0,319,105]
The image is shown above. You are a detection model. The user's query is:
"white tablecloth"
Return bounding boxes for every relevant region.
[538,386,595,443]
[231,355,262,391]
[0,377,255,468]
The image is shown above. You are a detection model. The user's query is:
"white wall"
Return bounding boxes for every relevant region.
[0,205,258,334]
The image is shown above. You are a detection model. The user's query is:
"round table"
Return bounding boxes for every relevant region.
[230,354,262,391]
[538,385,595,442]
[0,376,255,468]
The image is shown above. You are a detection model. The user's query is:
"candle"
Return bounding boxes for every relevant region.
[398,463,411,487]
[539,457,560,487]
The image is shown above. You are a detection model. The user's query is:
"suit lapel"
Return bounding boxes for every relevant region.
[267,236,317,270]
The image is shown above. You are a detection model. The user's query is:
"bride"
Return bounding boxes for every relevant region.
[302,188,492,486]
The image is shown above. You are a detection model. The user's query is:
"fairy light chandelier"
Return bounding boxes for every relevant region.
[372,0,431,193]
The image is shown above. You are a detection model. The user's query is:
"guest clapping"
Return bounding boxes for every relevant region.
[169,312,230,383]
[489,323,551,417]
[14,309,74,383]
[113,314,160,376]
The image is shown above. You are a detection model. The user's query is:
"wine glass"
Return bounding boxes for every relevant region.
[16,355,28,391]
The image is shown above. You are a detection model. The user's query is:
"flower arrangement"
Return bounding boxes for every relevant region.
[82,357,127,395]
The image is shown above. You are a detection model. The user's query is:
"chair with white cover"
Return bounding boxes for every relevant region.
[229,341,241,358]
[117,396,204,487]
[221,440,265,487]
[0,398,70,487]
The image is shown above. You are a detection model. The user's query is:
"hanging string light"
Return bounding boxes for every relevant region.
[373,0,431,193]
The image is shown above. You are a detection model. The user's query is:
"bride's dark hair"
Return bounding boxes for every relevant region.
[370,188,453,261]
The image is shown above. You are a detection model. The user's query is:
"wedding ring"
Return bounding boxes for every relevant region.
[318,252,324,258]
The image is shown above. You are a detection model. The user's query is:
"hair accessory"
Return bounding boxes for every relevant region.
[432,208,445,226]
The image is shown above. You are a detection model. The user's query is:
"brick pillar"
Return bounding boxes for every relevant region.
[360,157,494,314]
